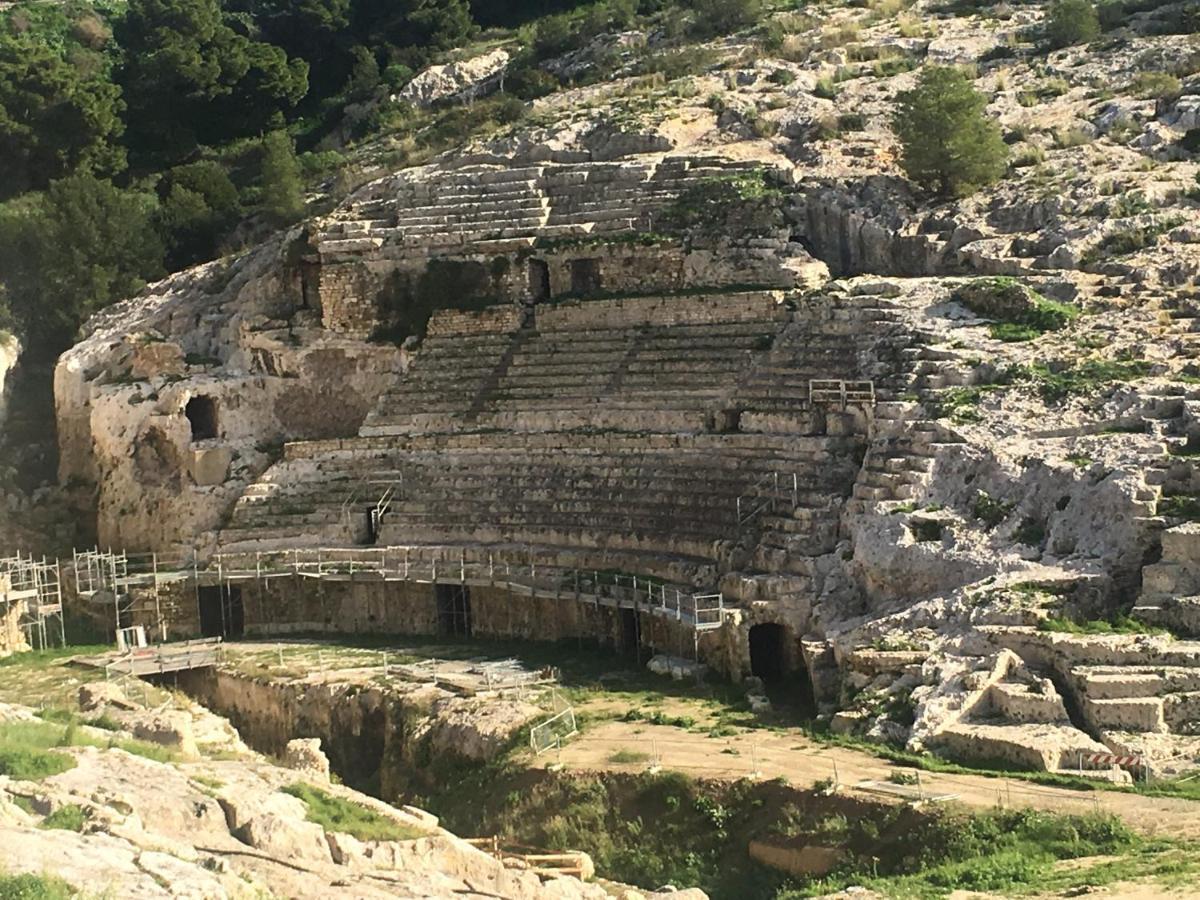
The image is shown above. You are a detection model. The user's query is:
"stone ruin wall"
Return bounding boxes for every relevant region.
[0,581,29,657]
[314,241,799,338]
[54,238,406,553]
[139,577,736,674]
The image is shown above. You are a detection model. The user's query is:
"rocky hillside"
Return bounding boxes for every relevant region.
[34,0,1200,782]
[0,684,641,899]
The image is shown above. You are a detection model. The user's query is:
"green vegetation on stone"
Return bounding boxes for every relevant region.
[0,714,179,780]
[956,277,1082,342]
[1026,358,1152,403]
[1039,614,1167,636]
[39,804,86,832]
[661,170,784,237]
[972,491,1013,529]
[283,782,429,841]
[0,871,75,900]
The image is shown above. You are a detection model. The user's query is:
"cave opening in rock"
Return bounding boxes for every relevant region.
[185,395,219,441]
[749,622,816,715]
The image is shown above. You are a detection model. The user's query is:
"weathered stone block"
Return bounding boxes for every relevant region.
[189,447,232,486]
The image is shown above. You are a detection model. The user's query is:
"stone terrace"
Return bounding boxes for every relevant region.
[220,431,863,579]
[362,291,790,435]
[315,156,772,256]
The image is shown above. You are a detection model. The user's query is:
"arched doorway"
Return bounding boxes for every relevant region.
[749,623,787,682]
[748,622,816,717]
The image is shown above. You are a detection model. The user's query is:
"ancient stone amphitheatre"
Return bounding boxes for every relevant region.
[3,0,1200,896]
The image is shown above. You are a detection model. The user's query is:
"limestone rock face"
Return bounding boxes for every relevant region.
[283,737,331,782]
[130,710,200,759]
[0,699,614,899]
[424,696,542,762]
[79,682,135,712]
[395,48,509,108]
[241,811,334,863]
[0,331,17,429]
[54,236,405,552]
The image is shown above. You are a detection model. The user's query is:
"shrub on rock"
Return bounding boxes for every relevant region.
[892,66,1007,198]
[1044,0,1100,49]
[689,0,764,38]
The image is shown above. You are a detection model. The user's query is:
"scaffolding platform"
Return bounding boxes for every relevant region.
[96,638,224,677]
[1,553,65,650]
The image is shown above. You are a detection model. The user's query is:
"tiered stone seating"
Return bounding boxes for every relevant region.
[365,292,790,435]
[361,306,526,436]
[733,294,910,433]
[221,432,862,569]
[315,156,775,257]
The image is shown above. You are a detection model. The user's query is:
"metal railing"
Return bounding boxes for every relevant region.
[531,693,578,755]
[103,637,224,677]
[62,545,730,635]
[809,379,875,407]
[736,471,799,525]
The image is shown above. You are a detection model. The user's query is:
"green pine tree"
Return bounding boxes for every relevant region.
[259,130,305,226]
[892,66,1009,199]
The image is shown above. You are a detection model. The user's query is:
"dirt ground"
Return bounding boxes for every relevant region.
[536,698,1200,842]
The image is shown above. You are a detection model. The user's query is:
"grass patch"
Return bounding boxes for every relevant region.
[0,717,176,780]
[0,646,106,670]
[987,291,1081,342]
[608,749,651,764]
[1040,615,1168,636]
[282,783,429,842]
[0,872,75,900]
[107,737,178,764]
[40,804,86,832]
[0,723,77,781]
[1025,358,1152,403]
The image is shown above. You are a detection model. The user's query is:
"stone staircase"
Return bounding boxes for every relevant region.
[1130,392,1200,635]
[846,400,965,512]
[1072,663,1200,736]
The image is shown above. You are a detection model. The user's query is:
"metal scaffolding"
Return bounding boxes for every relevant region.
[72,548,185,643]
[1,553,65,650]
